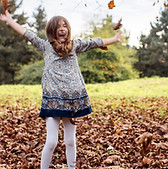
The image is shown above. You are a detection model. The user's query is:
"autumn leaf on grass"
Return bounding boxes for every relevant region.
[108,0,115,9]
[75,157,86,168]
[142,157,151,166]
[0,0,12,11]
[103,155,121,164]
[135,132,153,157]
[153,142,168,149]
[115,129,121,135]
[113,18,122,30]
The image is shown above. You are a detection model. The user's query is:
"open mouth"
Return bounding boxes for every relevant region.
[58,32,67,42]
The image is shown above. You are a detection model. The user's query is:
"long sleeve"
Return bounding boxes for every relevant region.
[23,29,46,52]
[75,38,103,56]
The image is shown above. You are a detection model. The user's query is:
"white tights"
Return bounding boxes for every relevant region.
[41,117,76,169]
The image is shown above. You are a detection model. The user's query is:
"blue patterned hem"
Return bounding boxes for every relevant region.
[39,107,92,118]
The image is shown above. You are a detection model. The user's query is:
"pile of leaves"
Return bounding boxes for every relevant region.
[0,97,168,168]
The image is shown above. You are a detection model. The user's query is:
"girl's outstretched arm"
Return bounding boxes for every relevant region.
[0,10,26,36]
[102,32,122,46]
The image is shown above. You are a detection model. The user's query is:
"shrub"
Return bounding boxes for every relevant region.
[15,60,44,84]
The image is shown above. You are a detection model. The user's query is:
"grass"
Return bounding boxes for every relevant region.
[0,85,42,106]
[87,77,168,99]
[0,77,168,107]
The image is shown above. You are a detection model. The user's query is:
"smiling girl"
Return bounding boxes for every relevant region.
[0,10,122,169]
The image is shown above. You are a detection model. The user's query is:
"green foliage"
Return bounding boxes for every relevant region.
[79,15,139,83]
[32,5,47,32]
[32,5,47,39]
[15,60,44,84]
[135,7,168,77]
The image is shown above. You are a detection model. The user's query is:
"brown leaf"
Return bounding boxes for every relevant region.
[1,97,168,168]
[103,158,112,164]
[156,124,168,136]
[135,132,152,145]
[113,19,122,30]
[142,157,151,164]
[153,142,168,149]
[0,0,13,11]
[135,132,152,157]
[99,46,108,50]
[108,155,121,161]
[115,129,121,135]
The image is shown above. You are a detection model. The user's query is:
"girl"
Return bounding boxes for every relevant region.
[0,10,122,169]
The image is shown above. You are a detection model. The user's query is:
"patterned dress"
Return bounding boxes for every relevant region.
[24,30,103,118]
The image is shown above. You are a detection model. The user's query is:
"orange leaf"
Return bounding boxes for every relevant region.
[115,129,121,135]
[164,3,168,7]
[108,0,115,9]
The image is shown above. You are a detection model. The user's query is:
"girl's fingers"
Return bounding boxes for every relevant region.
[117,32,122,42]
[0,14,3,19]
[5,10,9,15]
[0,14,6,21]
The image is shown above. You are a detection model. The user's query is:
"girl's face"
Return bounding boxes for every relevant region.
[56,20,69,43]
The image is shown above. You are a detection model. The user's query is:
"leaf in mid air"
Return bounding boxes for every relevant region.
[108,0,115,9]
[0,0,13,11]
[113,18,122,30]
[99,46,108,51]
[164,3,168,7]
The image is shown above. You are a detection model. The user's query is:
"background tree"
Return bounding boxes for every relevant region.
[0,1,47,84]
[0,0,29,84]
[79,15,139,83]
[134,7,168,77]
[15,60,44,84]
[32,4,47,39]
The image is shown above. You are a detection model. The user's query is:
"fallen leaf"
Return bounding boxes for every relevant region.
[115,129,121,135]
[135,132,152,157]
[142,157,151,165]
[0,97,168,168]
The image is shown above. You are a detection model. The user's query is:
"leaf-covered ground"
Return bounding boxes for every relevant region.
[0,97,168,169]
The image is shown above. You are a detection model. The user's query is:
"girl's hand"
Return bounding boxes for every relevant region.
[0,10,11,23]
[102,32,122,46]
[114,32,122,43]
[0,10,26,35]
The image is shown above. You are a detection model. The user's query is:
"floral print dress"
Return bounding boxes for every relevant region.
[24,30,103,118]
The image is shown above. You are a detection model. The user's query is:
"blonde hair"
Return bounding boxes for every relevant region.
[45,16,73,57]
